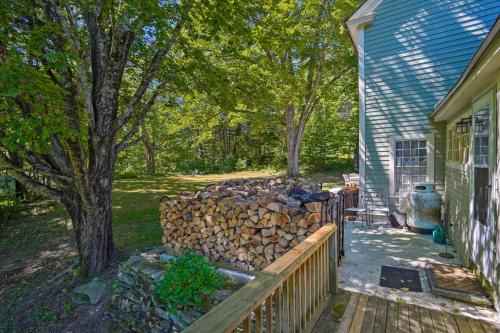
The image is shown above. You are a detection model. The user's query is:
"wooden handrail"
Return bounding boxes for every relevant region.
[184,224,338,333]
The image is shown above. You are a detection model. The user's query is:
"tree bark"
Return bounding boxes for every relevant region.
[141,120,156,174]
[353,140,359,169]
[64,185,116,276]
[285,104,300,177]
[10,152,26,200]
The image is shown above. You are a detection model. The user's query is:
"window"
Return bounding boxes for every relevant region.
[473,108,489,167]
[460,134,469,163]
[473,107,490,225]
[446,128,469,163]
[395,139,427,193]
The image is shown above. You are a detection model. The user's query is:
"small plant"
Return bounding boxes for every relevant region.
[156,252,226,311]
[34,305,57,326]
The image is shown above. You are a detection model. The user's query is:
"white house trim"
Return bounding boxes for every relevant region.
[358,29,366,190]
[346,0,383,51]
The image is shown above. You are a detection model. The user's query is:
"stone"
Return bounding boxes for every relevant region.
[117,270,134,285]
[74,278,107,304]
[125,255,144,267]
[154,307,172,321]
[159,253,175,263]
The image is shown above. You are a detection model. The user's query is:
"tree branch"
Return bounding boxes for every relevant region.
[115,10,188,130]
[51,1,96,129]
[115,82,165,154]
[0,152,65,201]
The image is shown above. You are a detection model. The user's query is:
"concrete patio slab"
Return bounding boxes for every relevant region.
[338,220,500,325]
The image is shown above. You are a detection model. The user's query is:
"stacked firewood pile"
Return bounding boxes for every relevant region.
[159,177,335,271]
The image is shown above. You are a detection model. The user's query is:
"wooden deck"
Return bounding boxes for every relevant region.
[313,290,499,333]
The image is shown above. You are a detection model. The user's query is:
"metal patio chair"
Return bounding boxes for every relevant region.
[367,189,390,225]
[345,190,371,229]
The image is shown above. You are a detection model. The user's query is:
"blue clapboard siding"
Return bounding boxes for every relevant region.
[363,0,498,195]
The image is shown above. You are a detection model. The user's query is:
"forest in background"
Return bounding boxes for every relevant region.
[116,83,359,176]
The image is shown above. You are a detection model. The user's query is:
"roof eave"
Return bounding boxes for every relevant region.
[345,0,383,51]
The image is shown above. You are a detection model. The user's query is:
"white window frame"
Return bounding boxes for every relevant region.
[389,133,435,196]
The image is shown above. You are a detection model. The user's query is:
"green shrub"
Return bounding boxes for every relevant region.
[156,252,226,312]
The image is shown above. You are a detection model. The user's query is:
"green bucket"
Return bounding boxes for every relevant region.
[432,225,446,244]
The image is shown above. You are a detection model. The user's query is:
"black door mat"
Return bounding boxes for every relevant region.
[425,262,492,307]
[380,265,422,292]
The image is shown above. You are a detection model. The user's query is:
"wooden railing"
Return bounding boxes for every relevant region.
[184,224,338,333]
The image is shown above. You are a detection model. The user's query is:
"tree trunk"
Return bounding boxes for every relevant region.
[353,140,359,169]
[9,151,26,200]
[65,183,116,276]
[285,104,301,177]
[141,120,156,174]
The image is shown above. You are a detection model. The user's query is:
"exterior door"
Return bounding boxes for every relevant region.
[470,90,496,279]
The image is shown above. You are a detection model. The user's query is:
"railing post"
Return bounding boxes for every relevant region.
[328,231,338,295]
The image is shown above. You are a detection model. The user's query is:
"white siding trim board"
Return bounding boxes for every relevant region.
[359,29,366,190]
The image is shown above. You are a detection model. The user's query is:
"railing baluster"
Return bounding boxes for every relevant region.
[274,285,282,333]
[290,272,296,333]
[329,234,338,295]
[243,317,251,333]
[280,277,290,332]
[266,294,273,332]
[255,304,263,333]
[301,263,306,331]
[313,251,318,311]
[306,257,313,324]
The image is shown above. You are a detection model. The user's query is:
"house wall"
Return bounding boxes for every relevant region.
[444,108,473,265]
[443,85,499,309]
[362,0,498,200]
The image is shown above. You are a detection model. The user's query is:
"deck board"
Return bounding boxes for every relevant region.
[441,311,459,333]
[360,296,378,333]
[480,320,499,333]
[348,293,369,333]
[407,303,422,333]
[386,299,398,332]
[312,290,500,333]
[418,307,433,333]
[467,318,486,333]
[337,293,360,333]
[429,309,447,333]
[398,302,410,332]
[372,298,387,333]
[454,314,473,333]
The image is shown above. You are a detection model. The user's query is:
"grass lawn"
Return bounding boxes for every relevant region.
[0,171,277,332]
